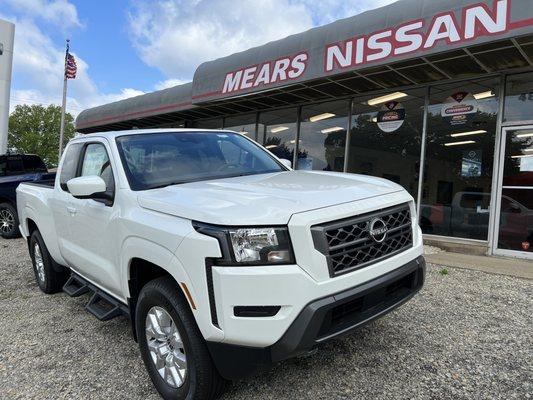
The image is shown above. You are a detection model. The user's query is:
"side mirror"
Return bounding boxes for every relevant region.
[67,176,107,199]
[510,203,521,214]
[279,159,292,169]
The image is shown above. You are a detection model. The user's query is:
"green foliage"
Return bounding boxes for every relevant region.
[8,104,76,167]
[439,268,449,275]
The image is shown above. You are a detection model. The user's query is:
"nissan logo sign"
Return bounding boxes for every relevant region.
[369,218,388,243]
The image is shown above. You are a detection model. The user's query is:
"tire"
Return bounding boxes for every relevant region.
[29,230,68,294]
[0,202,21,239]
[136,276,226,400]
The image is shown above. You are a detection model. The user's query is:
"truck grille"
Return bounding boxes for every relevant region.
[311,203,413,277]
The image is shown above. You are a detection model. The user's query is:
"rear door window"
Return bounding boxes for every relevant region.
[60,143,83,191]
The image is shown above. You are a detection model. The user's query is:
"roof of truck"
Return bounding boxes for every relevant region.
[70,128,238,141]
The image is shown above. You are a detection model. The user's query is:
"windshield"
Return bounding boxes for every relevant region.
[116,131,286,190]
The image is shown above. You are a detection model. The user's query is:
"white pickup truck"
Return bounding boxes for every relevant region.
[17,129,425,400]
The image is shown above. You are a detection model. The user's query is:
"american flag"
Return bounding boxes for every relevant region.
[65,52,77,79]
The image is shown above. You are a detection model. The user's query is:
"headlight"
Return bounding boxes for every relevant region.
[193,223,295,265]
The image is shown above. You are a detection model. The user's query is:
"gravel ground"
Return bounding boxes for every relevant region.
[0,238,531,400]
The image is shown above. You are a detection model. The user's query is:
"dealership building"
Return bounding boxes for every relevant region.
[76,0,533,260]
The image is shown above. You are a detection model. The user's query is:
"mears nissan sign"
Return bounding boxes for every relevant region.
[222,53,308,94]
[325,0,513,72]
[195,0,533,100]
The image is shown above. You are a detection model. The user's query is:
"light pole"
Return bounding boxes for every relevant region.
[0,19,15,155]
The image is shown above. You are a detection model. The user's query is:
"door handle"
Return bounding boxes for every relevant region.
[67,206,77,215]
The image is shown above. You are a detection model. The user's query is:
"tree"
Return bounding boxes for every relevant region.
[8,104,75,167]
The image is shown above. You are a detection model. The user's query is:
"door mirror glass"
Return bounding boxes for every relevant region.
[67,176,107,199]
[509,203,521,213]
[279,158,292,169]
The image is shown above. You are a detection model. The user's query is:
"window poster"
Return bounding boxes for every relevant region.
[377,101,405,133]
[461,149,482,177]
[441,92,478,126]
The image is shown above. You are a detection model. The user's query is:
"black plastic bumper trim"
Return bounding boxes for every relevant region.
[206,256,425,380]
[234,306,281,317]
[205,259,220,328]
[271,255,425,361]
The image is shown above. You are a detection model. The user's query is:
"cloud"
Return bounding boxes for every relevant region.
[5,13,143,116]
[127,0,398,81]
[7,0,400,119]
[296,0,398,25]
[3,0,82,29]
[128,0,313,79]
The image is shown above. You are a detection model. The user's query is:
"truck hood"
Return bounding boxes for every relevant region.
[137,171,404,225]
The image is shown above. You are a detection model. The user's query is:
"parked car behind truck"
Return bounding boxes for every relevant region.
[17,129,425,400]
[0,153,55,238]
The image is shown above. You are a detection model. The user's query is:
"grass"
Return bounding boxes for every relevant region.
[439,268,449,275]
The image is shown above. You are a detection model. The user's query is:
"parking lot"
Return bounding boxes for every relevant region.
[0,237,531,400]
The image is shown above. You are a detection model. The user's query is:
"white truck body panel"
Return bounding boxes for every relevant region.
[137,170,403,226]
[17,128,424,349]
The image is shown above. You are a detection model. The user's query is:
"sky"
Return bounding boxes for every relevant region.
[1,0,397,116]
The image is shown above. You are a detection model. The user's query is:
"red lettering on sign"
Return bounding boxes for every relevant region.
[222,52,308,94]
[324,0,520,73]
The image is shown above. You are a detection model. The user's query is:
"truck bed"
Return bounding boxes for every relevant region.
[21,179,55,188]
[17,178,64,265]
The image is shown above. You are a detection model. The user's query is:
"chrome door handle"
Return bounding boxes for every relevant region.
[67,206,77,215]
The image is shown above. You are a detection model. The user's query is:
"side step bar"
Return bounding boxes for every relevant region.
[63,275,90,297]
[63,272,129,321]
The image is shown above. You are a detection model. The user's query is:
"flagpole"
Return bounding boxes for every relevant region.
[58,39,69,161]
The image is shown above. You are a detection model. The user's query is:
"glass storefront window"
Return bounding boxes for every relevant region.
[346,88,425,199]
[224,113,258,141]
[504,72,533,122]
[192,118,223,129]
[259,108,298,162]
[153,121,186,128]
[421,77,499,240]
[497,128,533,253]
[298,100,349,171]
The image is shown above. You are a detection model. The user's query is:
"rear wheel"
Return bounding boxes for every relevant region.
[136,276,226,400]
[0,203,20,239]
[29,230,68,294]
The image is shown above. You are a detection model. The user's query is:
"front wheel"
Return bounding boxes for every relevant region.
[136,277,225,400]
[0,203,20,239]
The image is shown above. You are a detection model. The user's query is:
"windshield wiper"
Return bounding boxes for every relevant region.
[148,181,188,190]
[220,169,281,179]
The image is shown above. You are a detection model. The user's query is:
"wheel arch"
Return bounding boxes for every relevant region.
[26,217,38,235]
[25,217,39,253]
[17,200,66,264]
[122,237,198,341]
[0,196,14,205]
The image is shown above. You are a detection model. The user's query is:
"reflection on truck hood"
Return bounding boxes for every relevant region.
[137,171,404,225]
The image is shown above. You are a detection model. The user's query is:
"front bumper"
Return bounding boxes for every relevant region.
[207,255,425,380]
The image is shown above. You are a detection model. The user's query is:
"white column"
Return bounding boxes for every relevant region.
[0,20,15,154]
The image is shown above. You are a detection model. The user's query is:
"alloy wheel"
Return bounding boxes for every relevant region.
[145,306,187,388]
[34,243,46,284]
[0,209,14,235]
